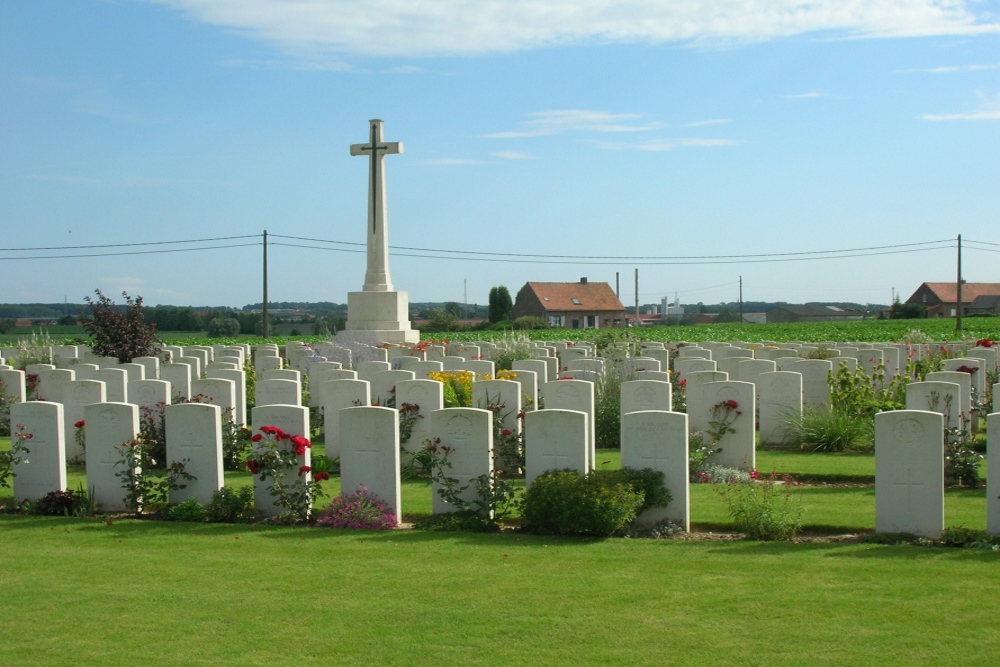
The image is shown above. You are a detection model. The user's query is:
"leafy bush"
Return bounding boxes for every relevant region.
[34,489,86,516]
[78,289,160,363]
[205,485,255,523]
[168,497,207,522]
[783,406,874,452]
[522,469,659,537]
[717,474,803,541]
[315,485,397,530]
[512,316,548,330]
[593,366,636,449]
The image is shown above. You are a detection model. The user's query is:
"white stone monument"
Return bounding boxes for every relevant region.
[342,119,419,345]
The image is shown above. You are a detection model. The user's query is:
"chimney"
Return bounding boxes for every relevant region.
[580,277,588,284]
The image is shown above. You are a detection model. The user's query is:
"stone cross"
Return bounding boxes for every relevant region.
[350,118,403,293]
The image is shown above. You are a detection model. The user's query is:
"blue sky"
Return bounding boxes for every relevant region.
[2,0,999,309]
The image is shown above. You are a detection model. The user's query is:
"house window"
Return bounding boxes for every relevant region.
[548,314,564,327]
[571,298,582,305]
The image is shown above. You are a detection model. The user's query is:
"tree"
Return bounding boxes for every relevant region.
[207,317,240,338]
[488,286,513,323]
[79,290,160,363]
[425,309,459,332]
[443,302,464,317]
[0,318,15,334]
[889,298,926,320]
[715,306,740,323]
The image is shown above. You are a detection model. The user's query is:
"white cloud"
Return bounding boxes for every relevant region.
[481,110,664,139]
[922,92,1000,120]
[32,175,102,184]
[684,118,732,127]
[154,1,1000,58]
[922,109,1000,120]
[900,63,1000,73]
[594,137,740,151]
[782,91,830,99]
[419,158,491,165]
[385,65,429,73]
[492,151,537,160]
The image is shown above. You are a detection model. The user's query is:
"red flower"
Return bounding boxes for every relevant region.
[251,434,263,442]
[724,399,739,410]
[314,471,330,482]
[290,435,311,455]
[977,338,994,348]
[501,429,513,437]
[298,465,312,476]
[956,365,978,375]
[74,420,85,429]
[678,379,687,388]
[246,459,263,475]
[259,425,279,435]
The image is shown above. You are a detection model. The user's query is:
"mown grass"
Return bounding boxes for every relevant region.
[3,440,999,664]
[2,515,1000,665]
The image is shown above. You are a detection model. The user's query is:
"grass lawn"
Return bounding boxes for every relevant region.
[2,441,999,664]
[2,516,999,665]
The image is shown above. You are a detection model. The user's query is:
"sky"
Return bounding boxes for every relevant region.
[2,0,999,310]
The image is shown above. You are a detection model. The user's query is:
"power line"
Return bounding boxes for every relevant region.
[1,234,259,252]
[0,243,259,260]
[272,233,954,261]
[272,240,954,265]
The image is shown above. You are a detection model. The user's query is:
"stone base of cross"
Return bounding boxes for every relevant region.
[342,290,419,344]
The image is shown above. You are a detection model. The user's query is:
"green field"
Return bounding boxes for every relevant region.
[3,316,1000,349]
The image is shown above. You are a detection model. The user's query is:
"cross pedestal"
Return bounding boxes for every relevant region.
[343,119,418,345]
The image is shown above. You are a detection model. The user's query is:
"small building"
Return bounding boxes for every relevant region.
[511,279,626,329]
[905,282,1000,318]
[968,294,1000,316]
[766,305,864,324]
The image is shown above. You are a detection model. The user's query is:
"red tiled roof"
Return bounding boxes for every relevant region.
[524,281,625,311]
[920,282,1000,302]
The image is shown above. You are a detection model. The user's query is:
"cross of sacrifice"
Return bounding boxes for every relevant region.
[350,119,403,293]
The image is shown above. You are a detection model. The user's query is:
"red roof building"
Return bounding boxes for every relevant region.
[511,279,626,329]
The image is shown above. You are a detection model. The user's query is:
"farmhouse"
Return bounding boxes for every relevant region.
[511,279,626,329]
[905,282,1000,318]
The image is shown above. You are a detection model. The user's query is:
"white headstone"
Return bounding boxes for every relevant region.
[874,410,944,538]
[11,401,66,503]
[430,408,493,514]
[541,379,595,470]
[757,371,802,445]
[338,406,402,523]
[165,403,223,504]
[84,402,140,513]
[620,410,689,530]
[250,404,311,518]
[524,409,589,488]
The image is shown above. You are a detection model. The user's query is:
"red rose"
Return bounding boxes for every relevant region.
[246,459,262,475]
[251,434,263,442]
[74,420,85,428]
[314,471,330,482]
[298,465,312,476]
[502,429,513,436]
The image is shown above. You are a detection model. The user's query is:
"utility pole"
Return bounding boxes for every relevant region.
[956,234,963,334]
[634,268,639,327]
[262,230,270,339]
[739,276,743,323]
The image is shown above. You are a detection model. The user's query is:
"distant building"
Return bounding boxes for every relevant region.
[906,282,1000,318]
[766,305,864,323]
[968,294,1000,316]
[511,278,626,329]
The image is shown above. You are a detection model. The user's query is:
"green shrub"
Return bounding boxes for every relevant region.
[205,485,255,523]
[718,475,803,541]
[168,497,207,522]
[522,468,671,537]
[594,367,636,449]
[34,489,86,516]
[784,406,874,452]
[512,316,548,330]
